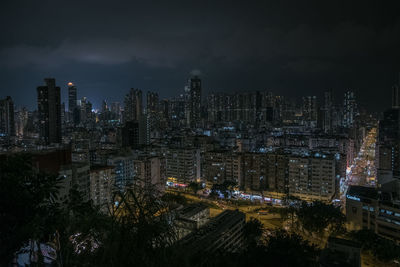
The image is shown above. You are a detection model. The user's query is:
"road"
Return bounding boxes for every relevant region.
[340,127,377,204]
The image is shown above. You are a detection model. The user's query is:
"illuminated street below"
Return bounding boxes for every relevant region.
[341,127,377,205]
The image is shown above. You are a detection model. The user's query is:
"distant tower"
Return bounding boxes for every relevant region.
[0,96,15,136]
[302,96,317,121]
[110,102,121,115]
[124,89,143,122]
[146,91,159,113]
[343,91,357,128]
[68,82,77,114]
[189,76,202,127]
[100,100,109,114]
[37,78,62,144]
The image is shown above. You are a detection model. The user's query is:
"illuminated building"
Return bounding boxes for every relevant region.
[288,154,335,201]
[203,150,241,186]
[107,155,135,191]
[90,165,115,213]
[346,185,400,242]
[343,91,357,128]
[165,147,200,184]
[68,82,77,122]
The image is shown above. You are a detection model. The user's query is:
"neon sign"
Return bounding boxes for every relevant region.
[346,195,360,201]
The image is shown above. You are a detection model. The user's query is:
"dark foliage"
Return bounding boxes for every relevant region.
[349,229,400,262]
[1,155,324,266]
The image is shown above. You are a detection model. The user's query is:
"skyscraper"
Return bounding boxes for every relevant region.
[110,102,121,115]
[102,100,108,113]
[68,82,77,120]
[110,102,121,121]
[124,88,143,122]
[37,78,62,144]
[15,107,28,137]
[146,91,160,139]
[147,91,159,113]
[0,96,15,136]
[302,96,318,123]
[343,91,357,128]
[323,90,334,133]
[189,76,202,127]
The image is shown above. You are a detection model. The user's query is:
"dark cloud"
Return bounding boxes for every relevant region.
[0,0,399,111]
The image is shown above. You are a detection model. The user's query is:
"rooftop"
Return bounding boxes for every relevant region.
[179,209,245,254]
[178,203,208,219]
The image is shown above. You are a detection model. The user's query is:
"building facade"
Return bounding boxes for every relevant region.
[37,78,62,144]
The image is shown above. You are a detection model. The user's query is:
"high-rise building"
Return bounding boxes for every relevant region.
[266,152,288,193]
[101,100,108,113]
[343,91,357,128]
[110,102,121,120]
[189,76,202,127]
[90,166,115,213]
[146,91,160,137]
[146,91,159,113]
[121,121,140,148]
[302,96,318,124]
[37,78,62,144]
[203,150,241,186]
[165,147,200,184]
[376,108,400,184]
[15,107,28,137]
[323,90,334,133]
[61,102,66,125]
[242,152,267,191]
[133,155,165,193]
[107,155,135,191]
[0,96,15,136]
[67,82,77,122]
[77,97,93,124]
[124,88,143,122]
[288,154,335,201]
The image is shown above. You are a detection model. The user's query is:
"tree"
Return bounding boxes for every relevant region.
[222,180,237,194]
[264,230,320,267]
[210,183,223,199]
[209,180,237,199]
[0,154,62,265]
[188,182,201,195]
[243,218,264,248]
[349,229,400,262]
[296,201,346,238]
[161,192,187,205]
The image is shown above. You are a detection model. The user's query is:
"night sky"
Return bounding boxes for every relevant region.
[0,0,399,111]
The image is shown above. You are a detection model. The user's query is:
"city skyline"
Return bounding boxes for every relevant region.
[2,1,400,266]
[2,74,400,112]
[1,1,400,111]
